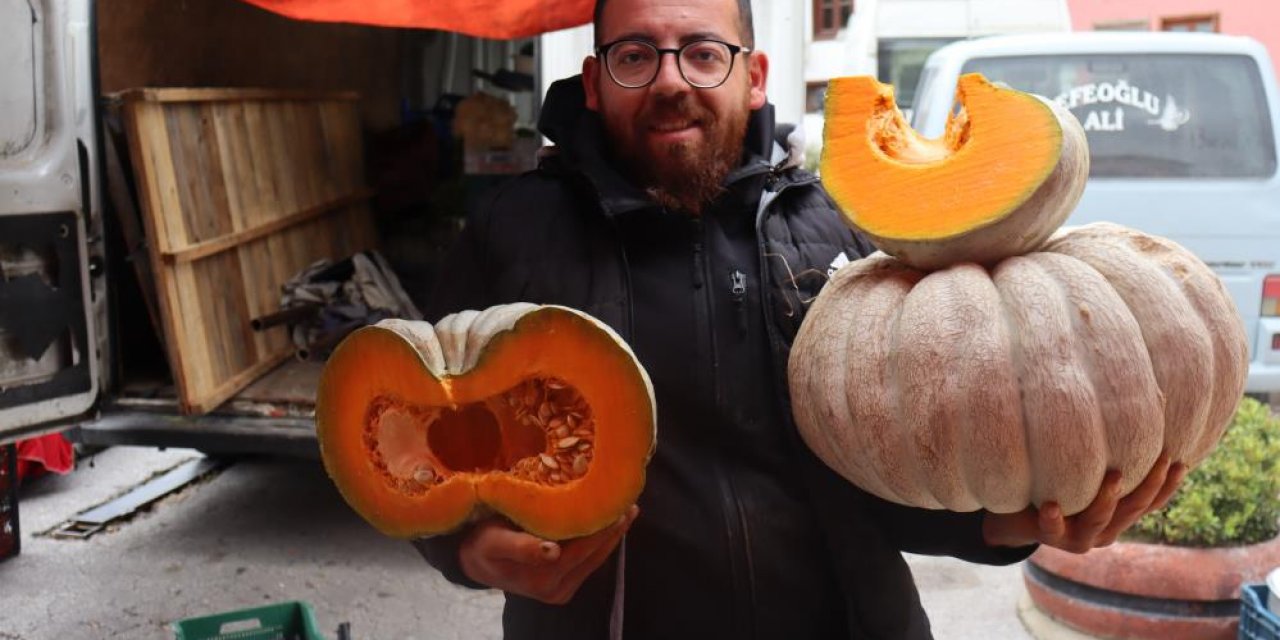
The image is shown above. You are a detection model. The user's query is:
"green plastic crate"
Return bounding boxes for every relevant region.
[172,601,326,640]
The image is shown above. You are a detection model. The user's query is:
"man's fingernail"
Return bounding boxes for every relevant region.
[541,542,559,559]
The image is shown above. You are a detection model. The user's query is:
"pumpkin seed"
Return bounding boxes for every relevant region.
[546,379,565,390]
[573,455,588,476]
[557,437,580,449]
[539,454,559,470]
[553,425,570,439]
[412,464,436,485]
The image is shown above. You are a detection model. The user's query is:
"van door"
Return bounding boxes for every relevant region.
[0,0,102,440]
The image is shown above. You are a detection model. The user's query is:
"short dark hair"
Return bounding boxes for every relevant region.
[593,0,755,48]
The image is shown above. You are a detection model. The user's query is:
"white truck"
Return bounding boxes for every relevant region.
[911,32,1280,398]
[803,0,1072,151]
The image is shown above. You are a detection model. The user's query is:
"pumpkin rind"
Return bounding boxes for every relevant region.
[317,304,656,540]
[788,223,1248,515]
[820,73,1089,270]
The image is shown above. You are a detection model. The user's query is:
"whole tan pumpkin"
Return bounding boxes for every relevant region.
[788,223,1249,515]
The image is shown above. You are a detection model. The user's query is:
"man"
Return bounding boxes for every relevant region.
[416,0,1185,637]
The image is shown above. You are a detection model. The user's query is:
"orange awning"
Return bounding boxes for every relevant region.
[241,0,594,39]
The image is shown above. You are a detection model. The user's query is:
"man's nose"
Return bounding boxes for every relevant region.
[650,52,689,97]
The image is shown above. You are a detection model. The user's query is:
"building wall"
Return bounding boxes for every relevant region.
[1068,0,1280,78]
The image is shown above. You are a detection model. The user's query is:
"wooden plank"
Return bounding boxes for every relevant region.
[241,101,281,222]
[168,262,212,396]
[122,100,202,400]
[195,103,234,238]
[265,104,300,215]
[212,103,278,361]
[186,349,296,415]
[234,360,323,406]
[118,87,359,104]
[242,99,295,301]
[212,103,252,233]
[132,103,187,253]
[161,191,373,264]
[289,102,321,208]
[163,107,205,243]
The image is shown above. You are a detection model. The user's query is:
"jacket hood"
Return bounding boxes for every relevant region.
[536,75,806,216]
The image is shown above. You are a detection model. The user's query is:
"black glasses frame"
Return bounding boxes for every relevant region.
[594,38,753,89]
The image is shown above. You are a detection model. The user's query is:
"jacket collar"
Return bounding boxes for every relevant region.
[536,76,802,218]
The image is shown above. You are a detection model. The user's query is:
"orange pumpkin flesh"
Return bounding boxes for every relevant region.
[317,305,656,541]
[821,73,1088,269]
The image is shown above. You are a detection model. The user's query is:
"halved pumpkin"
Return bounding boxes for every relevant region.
[821,73,1089,270]
[317,303,656,540]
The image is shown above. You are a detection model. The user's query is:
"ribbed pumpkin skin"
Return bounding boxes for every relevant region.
[788,223,1248,515]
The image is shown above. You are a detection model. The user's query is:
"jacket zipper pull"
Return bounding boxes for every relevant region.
[730,269,747,335]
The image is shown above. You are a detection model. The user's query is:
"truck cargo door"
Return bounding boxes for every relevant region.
[0,0,101,441]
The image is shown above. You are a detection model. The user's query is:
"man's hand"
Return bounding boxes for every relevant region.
[982,453,1187,553]
[459,505,639,604]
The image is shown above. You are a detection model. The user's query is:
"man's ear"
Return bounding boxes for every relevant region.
[583,56,602,112]
[748,51,769,110]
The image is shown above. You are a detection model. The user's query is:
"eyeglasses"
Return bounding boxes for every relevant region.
[595,39,752,89]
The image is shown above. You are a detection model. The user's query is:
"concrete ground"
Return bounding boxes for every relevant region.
[2,445,1045,639]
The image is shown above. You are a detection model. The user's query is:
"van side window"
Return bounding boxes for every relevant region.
[961,54,1277,179]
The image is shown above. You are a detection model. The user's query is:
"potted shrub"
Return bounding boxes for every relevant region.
[1023,396,1280,640]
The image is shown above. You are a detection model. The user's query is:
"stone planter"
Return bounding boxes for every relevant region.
[1023,536,1280,639]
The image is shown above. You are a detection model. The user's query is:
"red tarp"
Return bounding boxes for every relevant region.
[16,433,74,482]
[240,0,595,39]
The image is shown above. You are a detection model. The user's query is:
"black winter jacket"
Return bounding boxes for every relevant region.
[415,76,1035,639]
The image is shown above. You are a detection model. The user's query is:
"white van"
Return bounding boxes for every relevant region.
[803,0,1071,150]
[912,32,1280,397]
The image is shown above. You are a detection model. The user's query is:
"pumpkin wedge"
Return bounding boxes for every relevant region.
[317,303,656,540]
[821,73,1089,270]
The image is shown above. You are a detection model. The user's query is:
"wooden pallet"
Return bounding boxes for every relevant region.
[120,88,377,414]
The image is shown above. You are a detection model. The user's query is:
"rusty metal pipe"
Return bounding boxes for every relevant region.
[250,303,322,332]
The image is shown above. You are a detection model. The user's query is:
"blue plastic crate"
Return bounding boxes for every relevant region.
[1241,584,1280,640]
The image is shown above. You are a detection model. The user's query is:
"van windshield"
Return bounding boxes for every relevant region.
[961,54,1277,179]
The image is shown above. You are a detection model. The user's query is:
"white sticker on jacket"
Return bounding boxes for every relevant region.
[827,251,851,278]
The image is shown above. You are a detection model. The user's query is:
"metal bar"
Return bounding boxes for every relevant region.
[68,409,320,460]
[52,457,226,539]
[250,303,322,332]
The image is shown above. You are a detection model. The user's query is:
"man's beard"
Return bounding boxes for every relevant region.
[607,93,749,215]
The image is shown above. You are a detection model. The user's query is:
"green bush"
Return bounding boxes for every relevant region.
[1128,397,1280,547]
